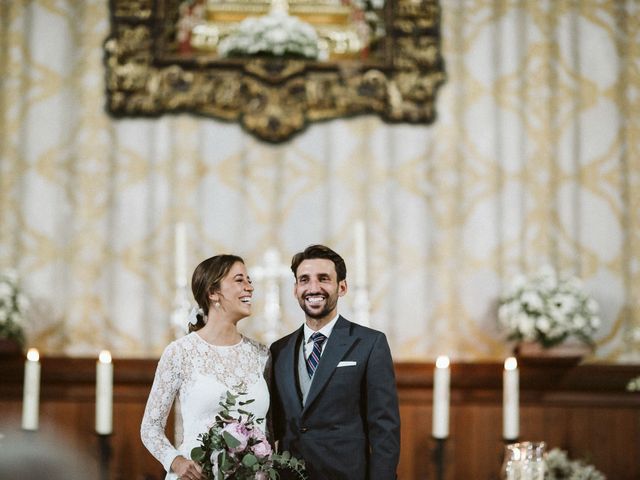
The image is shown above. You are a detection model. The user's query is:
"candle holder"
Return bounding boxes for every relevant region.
[432,436,447,480]
[97,433,112,480]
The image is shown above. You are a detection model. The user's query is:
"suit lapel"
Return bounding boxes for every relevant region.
[279,326,304,411]
[302,316,357,413]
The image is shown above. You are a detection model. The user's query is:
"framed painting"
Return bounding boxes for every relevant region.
[105,0,445,142]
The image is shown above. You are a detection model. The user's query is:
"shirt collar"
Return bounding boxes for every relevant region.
[304,314,340,343]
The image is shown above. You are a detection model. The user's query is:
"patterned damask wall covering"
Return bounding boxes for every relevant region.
[0,0,638,361]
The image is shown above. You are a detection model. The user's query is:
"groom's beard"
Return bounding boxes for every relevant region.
[298,293,339,319]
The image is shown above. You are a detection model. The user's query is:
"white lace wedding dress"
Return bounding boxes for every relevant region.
[141,332,270,480]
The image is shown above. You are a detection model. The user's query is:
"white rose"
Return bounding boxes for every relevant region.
[572,315,587,330]
[552,293,577,314]
[262,16,278,29]
[0,282,12,299]
[521,291,544,312]
[1,270,18,283]
[536,317,551,333]
[586,298,599,314]
[497,304,512,326]
[547,326,566,339]
[537,271,558,292]
[549,307,566,325]
[265,27,288,44]
[519,316,536,340]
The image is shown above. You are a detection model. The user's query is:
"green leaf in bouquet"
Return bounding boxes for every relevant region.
[242,453,258,467]
[218,411,234,421]
[220,451,234,471]
[226,391,238,405]
[222,431,241,449]
[239,398,255,406]
[190,446,206,462]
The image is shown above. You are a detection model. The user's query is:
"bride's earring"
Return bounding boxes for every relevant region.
[214,301,221,309]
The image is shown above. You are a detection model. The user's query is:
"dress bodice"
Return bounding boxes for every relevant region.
[141,332,270,478]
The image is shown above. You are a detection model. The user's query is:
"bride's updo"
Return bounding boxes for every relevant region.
[189,254,245,332]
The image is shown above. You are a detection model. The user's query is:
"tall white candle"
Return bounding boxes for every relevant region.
[503,356,519,440]
[96,350,113,435]
[175,222,187,287]
[354,220,367,288]
[432,355,450,438]
[21,348,41,431]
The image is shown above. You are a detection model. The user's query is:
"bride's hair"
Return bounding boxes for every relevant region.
[190,254,244,332]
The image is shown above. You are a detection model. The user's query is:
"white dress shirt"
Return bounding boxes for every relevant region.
[303,314,339,360]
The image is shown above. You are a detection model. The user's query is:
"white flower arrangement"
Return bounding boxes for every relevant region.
[545,448,606,480]
[0,269,29,346]
[217,11,319,59]
[627,376,640,392]
[498,266,601,348]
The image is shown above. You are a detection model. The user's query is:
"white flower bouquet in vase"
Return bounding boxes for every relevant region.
[217,0,319,60]
[498,266,601,364]
[0,269,29,354]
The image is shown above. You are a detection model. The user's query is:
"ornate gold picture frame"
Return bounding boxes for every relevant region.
[104,0,445,142]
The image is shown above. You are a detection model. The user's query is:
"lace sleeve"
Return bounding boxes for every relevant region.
[140,341,184,472]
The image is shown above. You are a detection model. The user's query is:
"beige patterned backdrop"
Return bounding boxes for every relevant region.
[1,0,639,362]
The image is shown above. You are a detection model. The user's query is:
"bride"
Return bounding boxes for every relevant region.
[141,254,269,480]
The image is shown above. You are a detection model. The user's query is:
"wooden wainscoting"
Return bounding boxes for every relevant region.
[0,356,638,479]
[397,362,640,479]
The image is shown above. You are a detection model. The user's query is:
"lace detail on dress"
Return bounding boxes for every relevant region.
[191,333,268,392]
[140,333,270,475]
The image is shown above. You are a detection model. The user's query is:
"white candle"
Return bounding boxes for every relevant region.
[96,350,113,435]
[21,348,41,431]
[354,220,367,288]
[503,356,519,440]
[432,355,450,438]
[175,222,187,287]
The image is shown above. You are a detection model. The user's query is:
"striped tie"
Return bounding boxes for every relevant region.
[306,332,327,378]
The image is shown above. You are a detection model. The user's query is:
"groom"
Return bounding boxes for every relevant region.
[270,244,401,480]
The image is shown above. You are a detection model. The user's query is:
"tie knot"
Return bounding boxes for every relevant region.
[310,332,326,345]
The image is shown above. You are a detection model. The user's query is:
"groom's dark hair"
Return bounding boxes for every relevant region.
[291,244,347,282]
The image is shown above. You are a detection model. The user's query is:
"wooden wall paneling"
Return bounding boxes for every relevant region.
[398,401,430,479]
[1,357,639,479]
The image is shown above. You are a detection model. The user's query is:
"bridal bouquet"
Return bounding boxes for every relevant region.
[191,391,306,480]
[498,266,601,348]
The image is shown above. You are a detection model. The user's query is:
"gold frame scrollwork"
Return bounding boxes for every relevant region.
[104,0,445,143]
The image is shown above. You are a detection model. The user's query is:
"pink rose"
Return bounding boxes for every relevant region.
[221,421,250,452]
[251,439,273,458]
[255,471,269,480]
[250,426,267,442]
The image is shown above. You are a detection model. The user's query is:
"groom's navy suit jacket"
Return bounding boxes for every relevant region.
[270,316,401,480]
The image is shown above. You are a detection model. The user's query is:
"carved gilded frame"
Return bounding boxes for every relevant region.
[105,0,445,142]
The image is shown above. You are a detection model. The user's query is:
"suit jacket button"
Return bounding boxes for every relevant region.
[300,427,308,433]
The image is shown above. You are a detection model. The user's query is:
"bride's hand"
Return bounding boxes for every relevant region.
[171,455,205,480]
